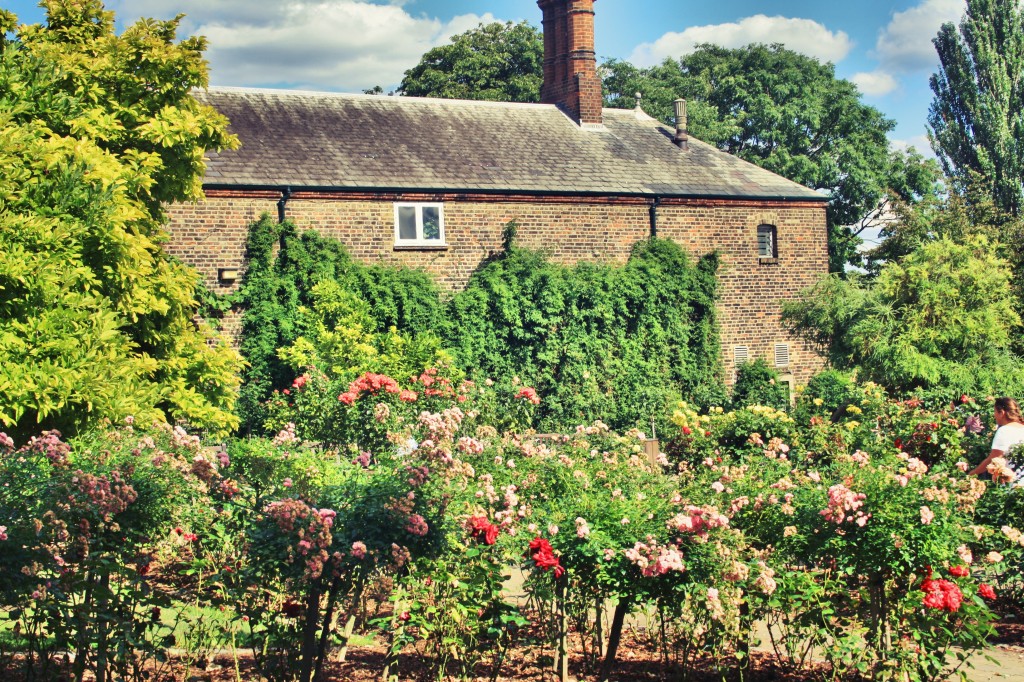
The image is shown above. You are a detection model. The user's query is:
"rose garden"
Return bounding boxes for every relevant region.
[3,353,1023,681]
[6,2,1024,680]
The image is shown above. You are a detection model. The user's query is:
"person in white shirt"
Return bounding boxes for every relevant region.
[969,397,1024,477]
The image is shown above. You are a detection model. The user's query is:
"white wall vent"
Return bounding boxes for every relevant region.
[733,345,749,365]
[774,343,791,368]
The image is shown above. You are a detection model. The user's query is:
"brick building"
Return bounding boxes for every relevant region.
[165,0,829,386]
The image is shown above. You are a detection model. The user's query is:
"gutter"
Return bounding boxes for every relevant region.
[204,183,828,205]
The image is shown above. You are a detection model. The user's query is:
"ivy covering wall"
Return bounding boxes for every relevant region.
[236,216,724,433]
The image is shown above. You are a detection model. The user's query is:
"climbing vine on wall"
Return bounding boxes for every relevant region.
[235,215,443,431]
[443,233,724,431]
[235,216,724,434]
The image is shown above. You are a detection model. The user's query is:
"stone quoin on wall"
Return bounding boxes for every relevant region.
[164,0,830,387]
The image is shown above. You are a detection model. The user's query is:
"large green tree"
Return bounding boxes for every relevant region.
[0,1,242,441]
[399,21,543,102]
[929,0,1024,215]
[603,45,933,272]
[783,236,1024,398]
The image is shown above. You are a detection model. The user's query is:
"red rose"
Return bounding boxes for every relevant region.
[467,515,500,545]
[949,565,969,578]
[399,611,411,622]
[281,600,303,618]
[527,537,565,578]
[682,426,692,436]
[921,578,963,612]
[979,584,997,600]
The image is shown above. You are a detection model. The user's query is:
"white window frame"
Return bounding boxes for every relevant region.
[394,202,446,247]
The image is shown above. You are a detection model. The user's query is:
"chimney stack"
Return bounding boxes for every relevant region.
[537,0,602,126]
[673,98,688,148]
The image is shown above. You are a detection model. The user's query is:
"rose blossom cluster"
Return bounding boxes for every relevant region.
[27,430,72,467]
[418,407,465,443]
[467,515,499,545]
[921,574,963,612]
[405,513,429,537]
[457,436,485,455]
[338,372,402,405]
[272,422,298,446]
[819,484,869,526]
[171,426,201,452]
[265,499,338,579]
[625,536,685,577]
[668,505,729,537]
[71,470,138,522]
[986,457,1017,484]
[528,537,564,577]
[515,386,541,405]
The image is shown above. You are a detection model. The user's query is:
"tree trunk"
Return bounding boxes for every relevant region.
[298,581,324,682]
[598,597,631,682]
[557,580,569,682]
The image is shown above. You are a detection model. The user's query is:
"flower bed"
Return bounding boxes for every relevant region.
[2,376,1022,681]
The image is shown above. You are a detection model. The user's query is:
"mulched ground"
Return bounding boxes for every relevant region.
[6,611,1022,681]
[165,637,831,682]
[991,600,1024,645]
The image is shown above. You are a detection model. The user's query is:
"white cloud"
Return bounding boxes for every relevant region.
[851,70,899,97]
[874,0,965,73]
[890,135,935,157]
[629,15,853,66]
[109,1,495,91]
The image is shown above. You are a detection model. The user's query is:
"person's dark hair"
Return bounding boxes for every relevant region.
[995,397,1024,423]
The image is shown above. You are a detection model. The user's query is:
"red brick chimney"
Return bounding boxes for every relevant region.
[537,0,602,126]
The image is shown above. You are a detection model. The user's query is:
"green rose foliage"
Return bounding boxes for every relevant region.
[0,1,242,441]
[730,359,790,410]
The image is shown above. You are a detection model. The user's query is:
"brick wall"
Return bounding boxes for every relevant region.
[165,191,828,385]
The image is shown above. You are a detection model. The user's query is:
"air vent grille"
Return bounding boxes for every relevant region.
[774,343,790,368]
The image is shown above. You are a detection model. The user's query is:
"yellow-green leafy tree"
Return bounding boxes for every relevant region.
[0,1,242,442]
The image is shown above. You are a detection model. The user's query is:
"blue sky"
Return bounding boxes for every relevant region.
[4,0,968,152]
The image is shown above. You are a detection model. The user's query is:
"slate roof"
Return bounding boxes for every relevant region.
[196,86,826,202]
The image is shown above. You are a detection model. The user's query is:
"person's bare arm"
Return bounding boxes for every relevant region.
[969,449,1004,476]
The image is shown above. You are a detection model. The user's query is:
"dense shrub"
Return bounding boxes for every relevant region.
[3,376,1017,682]
[730,359,790,410]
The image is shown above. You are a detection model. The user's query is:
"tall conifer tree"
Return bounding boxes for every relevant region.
[929,0,1024,214]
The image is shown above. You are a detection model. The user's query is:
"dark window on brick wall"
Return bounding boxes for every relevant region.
[757,224,777,258]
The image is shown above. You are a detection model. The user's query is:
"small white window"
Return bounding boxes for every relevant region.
[757,224,777,258]
[394,203,445,246]
[774,343,790,368]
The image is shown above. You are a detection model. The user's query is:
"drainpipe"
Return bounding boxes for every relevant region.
[277,186,292,223]
[649,196,661,238]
